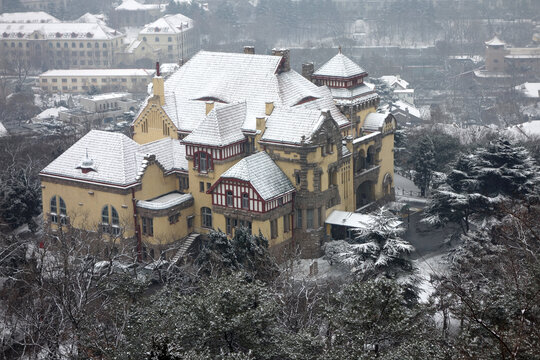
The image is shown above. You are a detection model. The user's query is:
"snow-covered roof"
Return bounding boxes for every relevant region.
[84,92,131,101]
[34,106,68,120]
[41,130,188,187]
[313,52,366,79]
[75,13,107,25]
[515,82,540,98]
[40,130,142,187]
[0,122,8,137]
[326,210,402,229]
[144,50,350,135]
[327,83,379,106]
[219,152,294,201]
[40,69,155,77]
[506,121,540,139]
[115,0,164,11]
[0,22,123,39]
[139,137,188,173]
[137,192,192,210]
[261,107,327,145]
[380,75,409,89]
[353,131,380,144]
[485,36,505,46]
[363,112,390,132]
[183,102,246,147]
[390,100,421,118]
[140,13,193,34]
[0,11,60,23]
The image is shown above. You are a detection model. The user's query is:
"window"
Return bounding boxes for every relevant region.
[206,182,211,191]
[142,217,153,236]
[202,207,212,228]
[101,205,109,232]
[200,181,204,192]
[143,37,147,42]
[242,193,249,209]
[318,207,322,228]
[111,207,120,235]
[271,219,278,239]
[226,191,233,207]
[295,172,301,185]
[284,214,290,233]
[169,213,180,224]
[200,152,208,172]
[61,78,67,83]
[168,36,172,42]
[50,196,58,223]
[296,209,302,229]
[168,45,173,51]
[187,216,194,228]
[71,78,77,83]
[307,209,314,229]
[52,78,57,82]
[226,217,236,235]
[155,37,159,42]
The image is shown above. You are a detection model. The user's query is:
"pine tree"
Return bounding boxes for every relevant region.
[412,135,436,196]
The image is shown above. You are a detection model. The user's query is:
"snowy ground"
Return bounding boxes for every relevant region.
[414,252,449,303]
[287,257,350,282]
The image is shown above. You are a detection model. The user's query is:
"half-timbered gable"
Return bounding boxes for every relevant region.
[182,102,248,173]
[209,152,295,214]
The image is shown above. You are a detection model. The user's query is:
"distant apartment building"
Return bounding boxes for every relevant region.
[39,69,155,94]
[0,22,125,70]
[19,0,68,11]
[110,0,165,28]
[0,11,59,23]
[59,92,139,124]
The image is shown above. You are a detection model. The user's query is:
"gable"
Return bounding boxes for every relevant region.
[132,100,178,144]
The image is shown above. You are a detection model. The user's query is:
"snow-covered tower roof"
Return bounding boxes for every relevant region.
[485,36,506,47]
[313,48,367,80]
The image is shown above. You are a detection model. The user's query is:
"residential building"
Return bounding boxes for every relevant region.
[110,0,165,28]
[19,0,67,11]
[380,74,415,105]
[0,11,59,23]
[59,92,139,124]
[38,69,155,94]
[40,48,395,260]
[0,22,125,69]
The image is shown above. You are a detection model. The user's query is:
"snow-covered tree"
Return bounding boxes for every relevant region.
[195,228,279,282]
[324,209,415,288]
[412,135,436,196]
[424,138,540,233]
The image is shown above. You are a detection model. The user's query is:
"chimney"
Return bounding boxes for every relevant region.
[256,116,266,134]
[152,61,165,106]
[272,48,290,73]
[243,46,255,55]
[321,109,331,120]
[302,62,314,81]
[265,101,274,116]
[205,101,214,115]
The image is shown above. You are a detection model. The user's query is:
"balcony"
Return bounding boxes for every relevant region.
[353,164,380,188]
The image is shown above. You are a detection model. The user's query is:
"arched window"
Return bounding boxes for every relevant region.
[200,152,208,172]
[111,206,120,235]
[226,191,233,207]
[50,196,67,224]
[201,207,212,228]
[101,205,121,235]
[242,193,249,209]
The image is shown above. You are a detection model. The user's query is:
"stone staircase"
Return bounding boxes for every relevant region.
[168,233,199,270]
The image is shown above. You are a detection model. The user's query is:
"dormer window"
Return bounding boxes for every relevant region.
[242,193,249,209]
[226,191,233,206]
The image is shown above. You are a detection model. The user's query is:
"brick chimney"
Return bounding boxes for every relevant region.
[243,46,255,55]
[272,48,290,73]
[302,62,314,81]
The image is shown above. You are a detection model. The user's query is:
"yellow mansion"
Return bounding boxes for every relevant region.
[40,48,396,259]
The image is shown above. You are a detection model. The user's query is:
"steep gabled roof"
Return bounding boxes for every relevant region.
[363,112,391,132]
[140,137,188,173]
[182,102,246,147]
[140,13,193,34]
[218,152,294,201]
[313,52,366,78]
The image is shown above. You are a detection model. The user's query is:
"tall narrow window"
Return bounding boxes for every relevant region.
[59,197,67,225]
[50,196,58,224]
[199,152,207,172]
[270,219,278,239]
[242,193,249,209]
[226,191,233,207]
[306,209,314,229]
[202,207,212,228]
[296,209,303,229]
[283,215,290,233]
[142,217,153,236]
[111,206,120,235]
[101,206,109,232]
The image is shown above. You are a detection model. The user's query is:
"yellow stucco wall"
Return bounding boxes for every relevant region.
[132,98,178,144]
[375,133,395,199]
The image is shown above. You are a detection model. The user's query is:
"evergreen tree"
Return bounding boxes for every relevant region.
[412,135,436,196]
[424,138,540,233]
